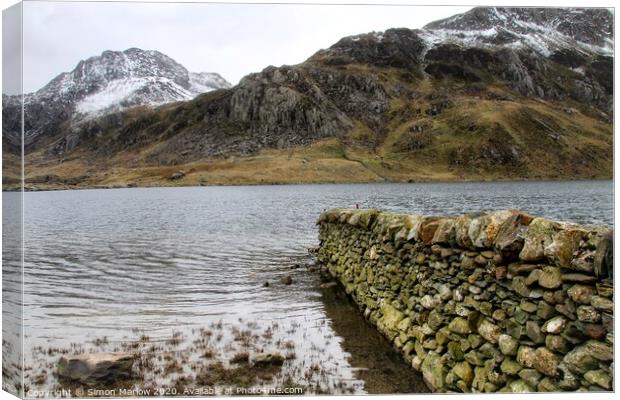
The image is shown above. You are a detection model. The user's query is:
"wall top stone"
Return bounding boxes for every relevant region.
[318,208,613,279]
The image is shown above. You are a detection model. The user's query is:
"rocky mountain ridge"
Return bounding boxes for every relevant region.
[424,7,613,50]
[2,48,231,150]
[2,7,614,189]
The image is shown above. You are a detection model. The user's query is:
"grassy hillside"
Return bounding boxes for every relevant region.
[4,55,613,191]
[11,93,611,191]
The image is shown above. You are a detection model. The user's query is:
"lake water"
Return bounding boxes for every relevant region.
[2,180,613,394]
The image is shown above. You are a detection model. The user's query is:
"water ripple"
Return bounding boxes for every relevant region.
[2,181,612,390]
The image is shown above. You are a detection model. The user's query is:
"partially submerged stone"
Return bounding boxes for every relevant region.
[57,352,134,386]
[253,352,285,366]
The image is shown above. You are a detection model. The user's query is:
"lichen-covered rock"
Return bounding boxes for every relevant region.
[526,321,545,344]
[421,351,445,391]
[432,219,456,245]
[532,347,559,377]
[517,346,536,368]
[591,296,613,313]
[542,316,566,334]
[474,320,499,344]
[593,229,613,278]
[537,377,560,392]
[544,227,587,268]
[567,284,595,304]
[538,266,562,289]
[511,276,531,297]
[454,214,478,248]
[562,346,599,374]
[470,210,517,249]
[346,209,379,228]
[557,363,581,390]
[584,370,612,390]
[537,301,556,319]
[584,340,613,361]
[448,317,471,335]
[562,273,597,283]
[519,218,560,262]
[545,335,570,354]
[498,334,519,356]
[519,369,543,388]
[419,218,442,244]
[494,212,534,257]
[577,305,601,323]
[453,361,474,385]
[380,303,405,331]
[508,379,534,393]
[500,358,522,375]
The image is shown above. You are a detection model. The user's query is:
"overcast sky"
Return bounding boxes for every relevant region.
[10,2,471,94]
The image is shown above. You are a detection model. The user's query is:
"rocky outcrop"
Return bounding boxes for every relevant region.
[57,352,134,386]
[3,7,613,188]
[316,208,613,393]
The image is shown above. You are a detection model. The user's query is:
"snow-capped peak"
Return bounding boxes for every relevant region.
[422,7,613,57]
[25,48,232,120]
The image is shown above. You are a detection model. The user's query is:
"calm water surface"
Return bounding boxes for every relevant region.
[3,180,613,393]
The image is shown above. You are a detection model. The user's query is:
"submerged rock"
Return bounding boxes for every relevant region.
[57,352,134,386]
[253,352,285,367]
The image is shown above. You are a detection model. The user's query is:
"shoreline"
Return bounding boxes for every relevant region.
[4,260,428,396]
[3,176,614,193]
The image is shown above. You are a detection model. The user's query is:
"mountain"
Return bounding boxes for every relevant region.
[2,7,613,190]
[424,7,613,48]
[2,48,231,150]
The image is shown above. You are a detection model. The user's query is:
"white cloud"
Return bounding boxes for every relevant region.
[20,1,471,93]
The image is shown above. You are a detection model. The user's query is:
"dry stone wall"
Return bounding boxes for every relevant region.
[315,208,614,393]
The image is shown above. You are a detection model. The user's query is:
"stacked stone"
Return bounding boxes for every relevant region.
[316,208,613,393]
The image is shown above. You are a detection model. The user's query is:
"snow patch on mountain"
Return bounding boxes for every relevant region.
[189,72,232,93]
[421,7,614,56]
[22,48,232,120]
[75,77,191,114]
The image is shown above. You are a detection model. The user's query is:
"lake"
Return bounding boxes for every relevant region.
[2,180,613,394]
